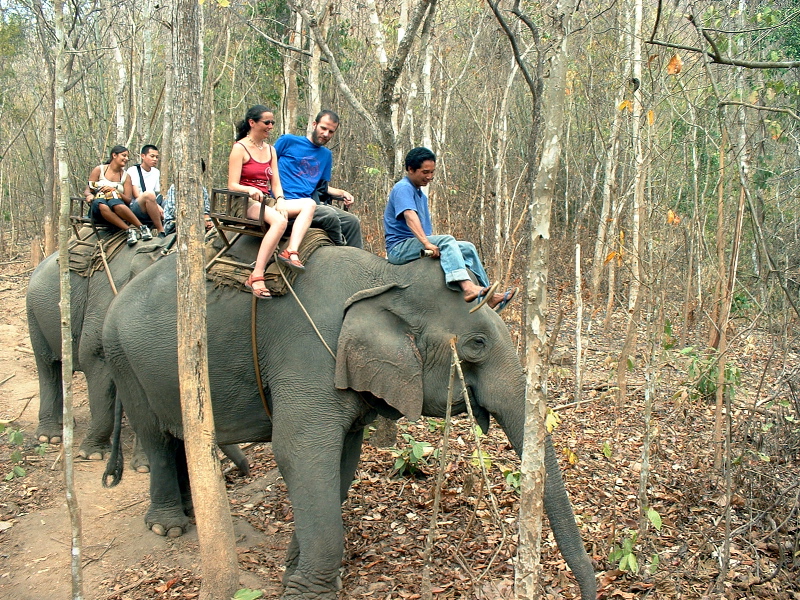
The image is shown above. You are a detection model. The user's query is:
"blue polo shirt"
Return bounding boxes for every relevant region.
[383,176,431,253]
[273,134,332,199]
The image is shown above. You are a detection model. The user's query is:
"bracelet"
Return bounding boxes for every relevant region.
[275,195,285,200]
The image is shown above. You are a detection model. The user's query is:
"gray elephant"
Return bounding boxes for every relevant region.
[102,239,596,600]
[26,233,249,474]
[26,233,172,458]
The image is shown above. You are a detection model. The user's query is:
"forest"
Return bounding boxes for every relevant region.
[0,0,798,598]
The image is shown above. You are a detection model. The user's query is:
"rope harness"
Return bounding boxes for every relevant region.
[249,251,337,419]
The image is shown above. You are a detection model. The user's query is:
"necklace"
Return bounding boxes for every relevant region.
[247,135,265,151]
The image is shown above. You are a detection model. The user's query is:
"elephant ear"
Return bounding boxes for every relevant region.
[335,283,423,420]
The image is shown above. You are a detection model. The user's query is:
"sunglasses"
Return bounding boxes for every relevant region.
[261,119,276,125]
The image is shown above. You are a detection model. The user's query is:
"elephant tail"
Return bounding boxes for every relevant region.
[544,434,597,600]
[102,394,124,488]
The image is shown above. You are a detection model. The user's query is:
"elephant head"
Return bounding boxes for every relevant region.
[334,275,595,600]
[335,279,525,441]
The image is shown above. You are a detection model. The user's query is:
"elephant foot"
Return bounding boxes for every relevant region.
[35,423,63,444]
[150,523,186,538]
[78,440,111,460]
[145,506,190,537]
[282,572,341,599]
[130,451,150,473]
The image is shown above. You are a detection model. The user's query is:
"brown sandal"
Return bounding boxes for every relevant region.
[245,274,272,300]
[276,249,305,273]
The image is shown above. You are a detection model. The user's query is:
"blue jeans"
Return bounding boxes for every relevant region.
[387,235,490,290]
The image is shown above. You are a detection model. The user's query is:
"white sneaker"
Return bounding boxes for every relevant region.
[126,228,139,246]
[139,225,153,241]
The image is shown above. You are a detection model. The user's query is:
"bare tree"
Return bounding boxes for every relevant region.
[489,0,582,596]
[171,0,238,597]
[54,0,82,596]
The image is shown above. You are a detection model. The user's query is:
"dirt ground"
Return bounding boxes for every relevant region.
[1,254,799,600]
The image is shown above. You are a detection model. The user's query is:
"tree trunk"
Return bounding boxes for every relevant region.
[172,1,239,598]
[516,1,577,597]
[282,12,302,133]
[628,0,644,311]
[55,1,83,597]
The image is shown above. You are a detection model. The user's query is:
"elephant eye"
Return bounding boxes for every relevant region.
[459,335,489,362]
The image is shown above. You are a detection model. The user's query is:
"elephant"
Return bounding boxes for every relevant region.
[26,232,249,475]
[102,237,596,600]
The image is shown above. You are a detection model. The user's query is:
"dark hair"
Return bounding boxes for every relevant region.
[405,147,436,171]
[314,109,340,125]
[104,145,129,164]
[235,105,272,141]
[141,144,159,155]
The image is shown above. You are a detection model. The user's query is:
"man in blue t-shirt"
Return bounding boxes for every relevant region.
[274,110,362,248]
[384,147,517,313]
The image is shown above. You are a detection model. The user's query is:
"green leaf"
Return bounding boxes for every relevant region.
[619,553,629,571]
[649,553,660,574]
[545,409,561,433]
[232,589,263,600]
[602,441,613,459]
[8,429,23,445]
[627,552,639,573]
[12,465,25,477]
[471,449,492,470]
[646,507,663,531]
[411,444,426,460]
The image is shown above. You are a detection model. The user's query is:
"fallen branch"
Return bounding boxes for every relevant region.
[0,372,16,386]
[0,394,35,425]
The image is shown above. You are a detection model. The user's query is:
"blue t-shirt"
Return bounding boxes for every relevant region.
[383,176,432,253]
[273,134,332,199]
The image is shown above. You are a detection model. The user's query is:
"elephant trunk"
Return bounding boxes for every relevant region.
[543,434,597,600]
[488,390,596,599]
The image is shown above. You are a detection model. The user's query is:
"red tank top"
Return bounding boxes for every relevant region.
[237,141,274,193]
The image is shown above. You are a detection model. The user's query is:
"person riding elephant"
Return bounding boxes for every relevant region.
[27,232,249,475]
[101,237,596,600]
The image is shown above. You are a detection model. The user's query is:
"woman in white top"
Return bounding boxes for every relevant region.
[83,145,151,246]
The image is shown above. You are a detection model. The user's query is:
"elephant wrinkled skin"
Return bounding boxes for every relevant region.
[103,239,596,599]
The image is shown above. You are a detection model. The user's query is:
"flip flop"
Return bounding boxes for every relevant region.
[492,287,518,313]
[245,274,272,300]
[468,281,500,314]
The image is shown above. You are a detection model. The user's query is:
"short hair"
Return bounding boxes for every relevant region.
[314,109,340,125]
[236,105,272,141]
[404,147,436,171]
[105,145,128,164]
[141,144,159,155]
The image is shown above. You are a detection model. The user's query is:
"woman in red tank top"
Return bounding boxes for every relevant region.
[228,105,316,298]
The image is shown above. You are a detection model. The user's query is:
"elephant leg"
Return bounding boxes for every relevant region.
[273,418,352,599]
[29,312,64,443]
[543,435,597,600]
[33,354,64,444]
[130,433,150,473]
[283,426,364,585]
[78,365,116,460]
[144,433,190,537]
[176,441,193,516]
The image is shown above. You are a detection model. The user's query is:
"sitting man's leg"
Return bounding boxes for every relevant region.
[311,204,346,246]
[415,234,516,311]
[333,206,362,249]
[130,191,162,237]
